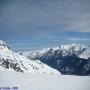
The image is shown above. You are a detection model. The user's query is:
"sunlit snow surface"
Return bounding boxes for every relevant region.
[0,40,60,74]
[0,71,90,90]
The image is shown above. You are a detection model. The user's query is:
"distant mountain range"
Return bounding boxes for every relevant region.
[21,44,90,76]
[0,40,90,76]
[0,40,60,75]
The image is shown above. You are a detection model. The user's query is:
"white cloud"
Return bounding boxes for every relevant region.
[67,37,90,41]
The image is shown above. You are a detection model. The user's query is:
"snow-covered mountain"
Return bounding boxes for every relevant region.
[0,40,60,75]
[21,44,90,76]
[21,44,90,59]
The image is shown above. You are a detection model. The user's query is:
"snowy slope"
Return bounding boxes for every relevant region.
[0,71,90,90]
[0,40,60,74]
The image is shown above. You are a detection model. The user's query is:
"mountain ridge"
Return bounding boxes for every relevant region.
[21,43,90,76]
[0,40,60,74]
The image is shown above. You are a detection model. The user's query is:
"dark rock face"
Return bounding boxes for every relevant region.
[30,49,90,76]
[0,58,23,72]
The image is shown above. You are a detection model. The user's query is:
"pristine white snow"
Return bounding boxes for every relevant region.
[0,71,90,90]
[22,43,90,59]
[0,40,60,74]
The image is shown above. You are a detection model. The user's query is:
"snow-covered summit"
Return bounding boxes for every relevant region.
[22,43,90,59]
[0,40,60,75]
[0,40,7,48]
[21,43,90,76]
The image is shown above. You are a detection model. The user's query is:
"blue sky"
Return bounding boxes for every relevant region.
[0,0,90,51]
